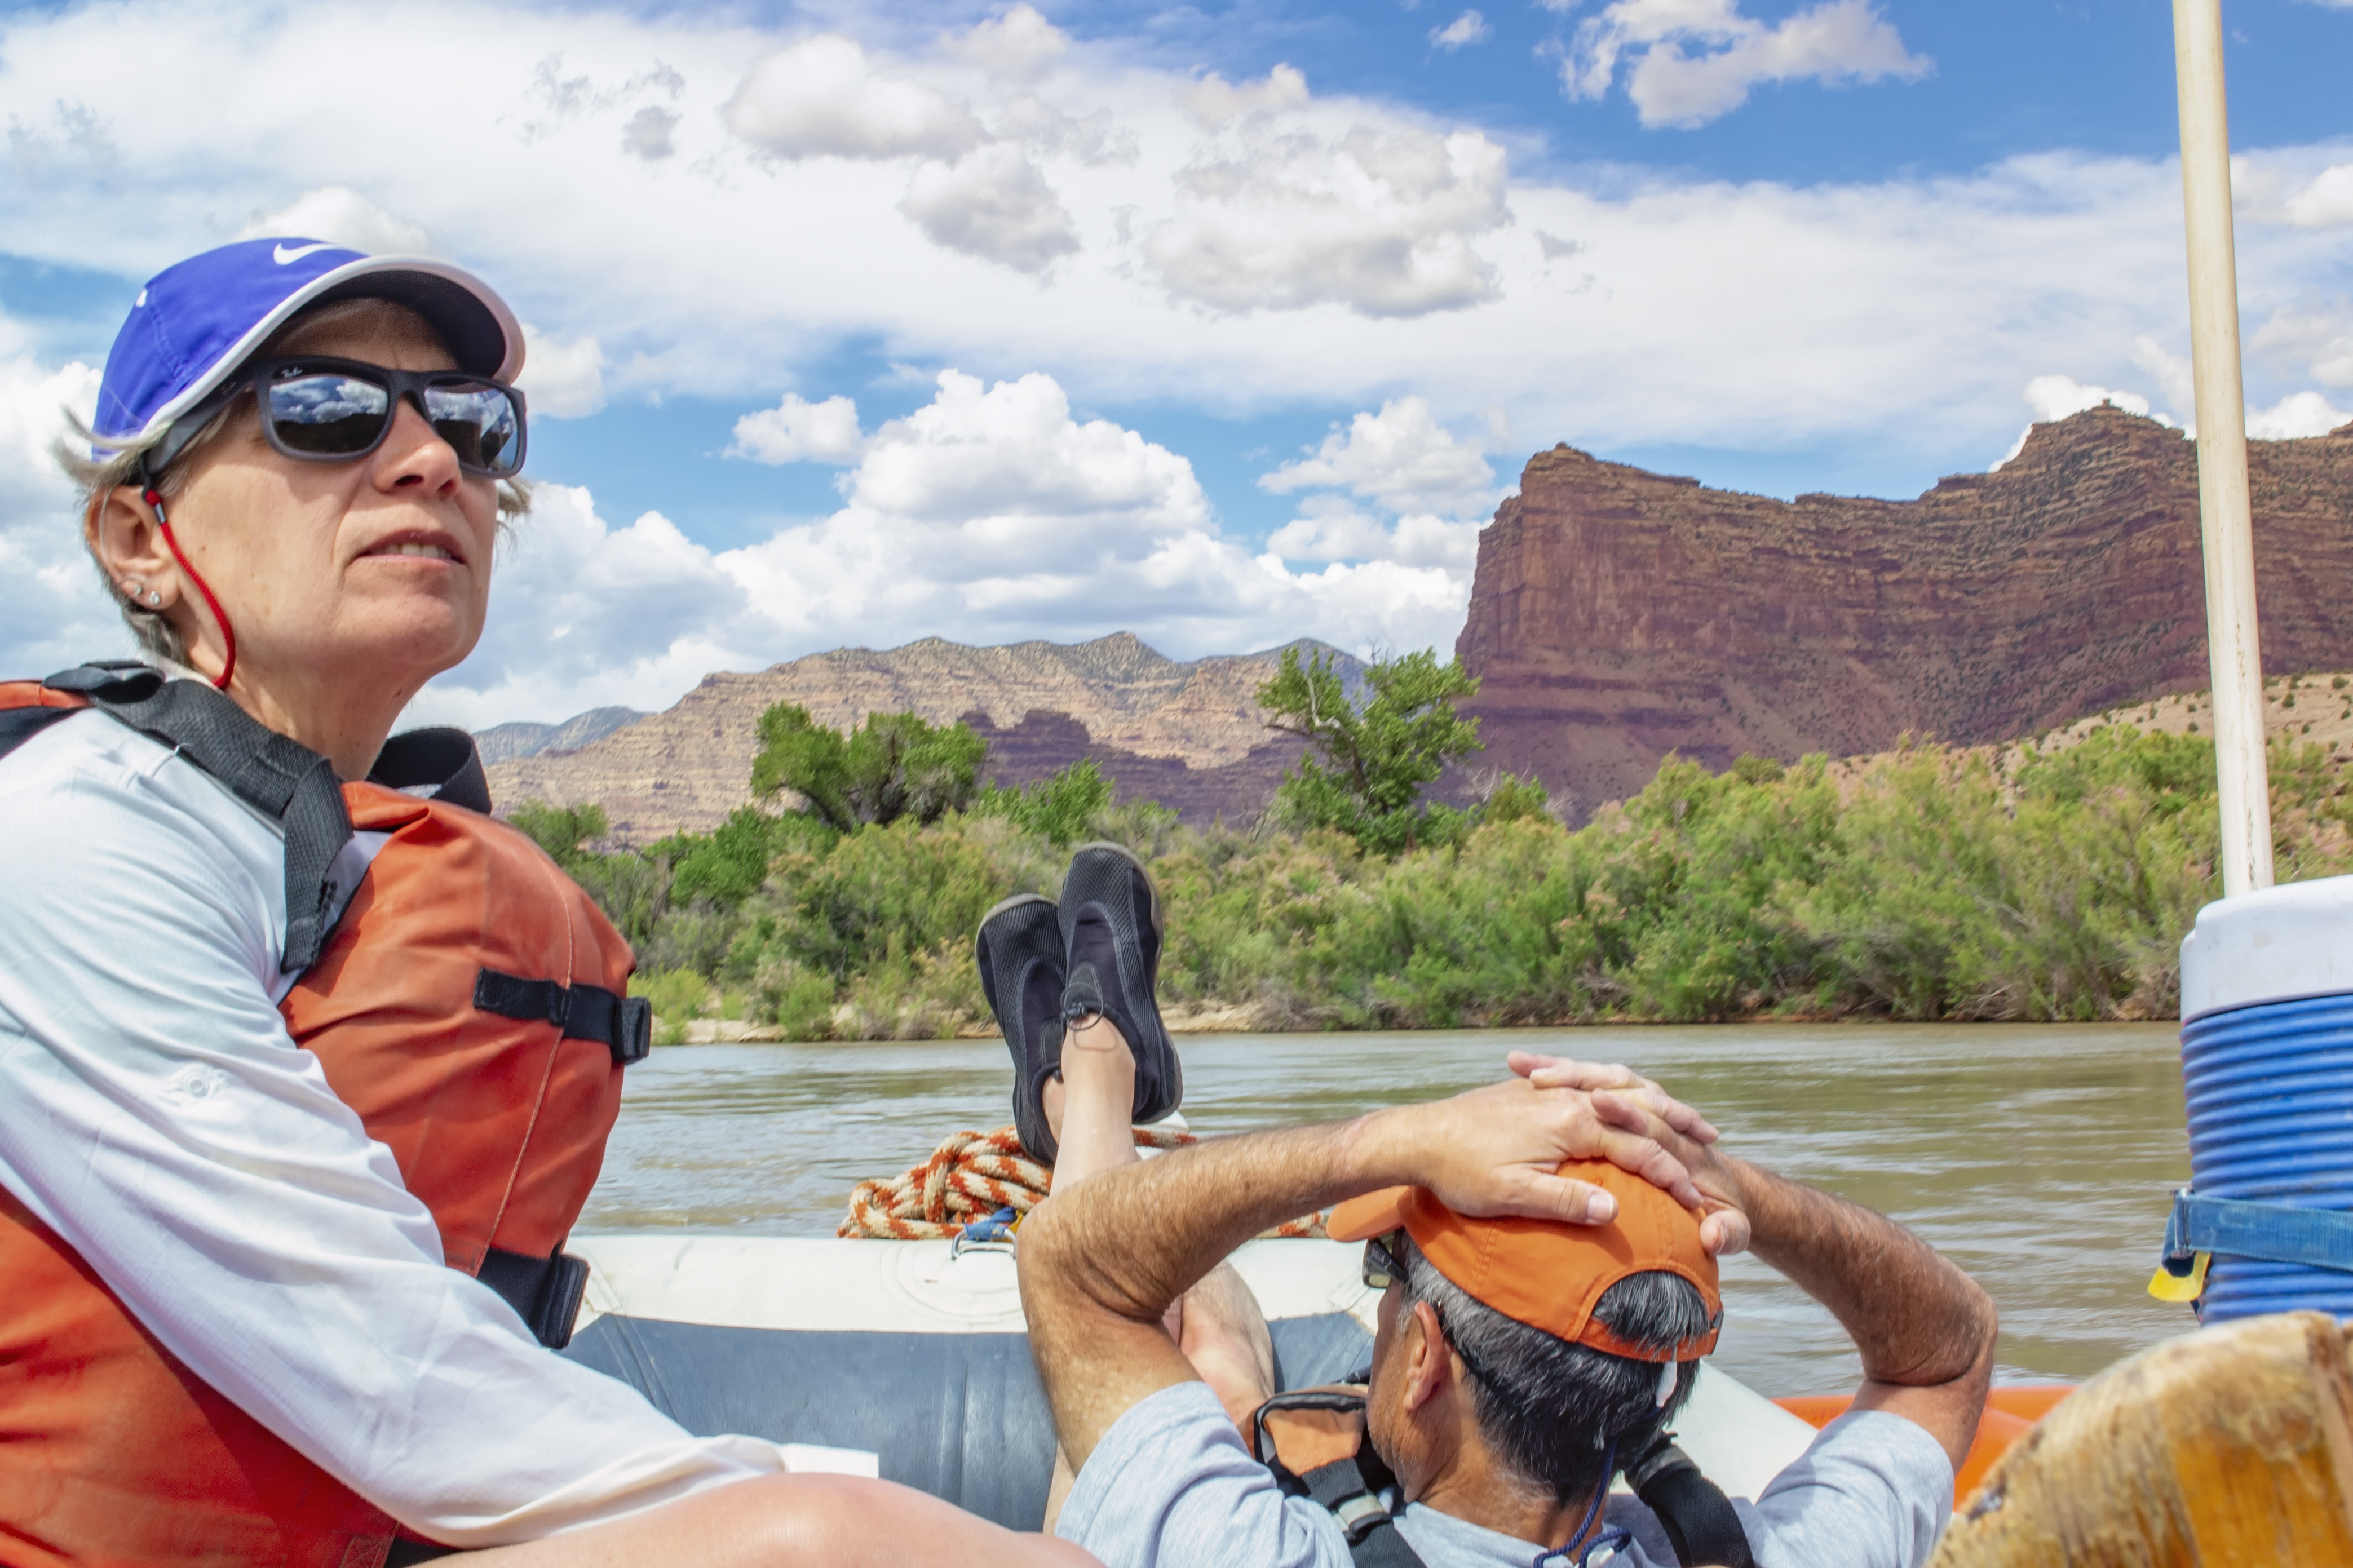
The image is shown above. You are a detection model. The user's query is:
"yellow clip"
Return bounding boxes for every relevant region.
[2148,1251,2210,1304]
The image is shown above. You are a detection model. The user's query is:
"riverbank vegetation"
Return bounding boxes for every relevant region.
[519,715,2353,1041]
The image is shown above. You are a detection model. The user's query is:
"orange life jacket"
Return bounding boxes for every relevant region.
[0,665,650,1568]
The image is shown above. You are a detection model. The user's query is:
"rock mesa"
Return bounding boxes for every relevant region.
[1457,407,2353,818]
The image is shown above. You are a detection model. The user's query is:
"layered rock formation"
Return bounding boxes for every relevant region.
[486,633,1353,840]
[1457,408,2353,818]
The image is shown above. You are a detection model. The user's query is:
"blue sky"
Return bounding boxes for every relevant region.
[1,0,2347,725]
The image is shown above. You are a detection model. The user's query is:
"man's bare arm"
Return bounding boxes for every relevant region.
[1727,1158,1998,1472]
[1016,1079,1702,1469]
[1516,1054,1996,1465]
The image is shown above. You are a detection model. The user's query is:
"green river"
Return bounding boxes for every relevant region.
[579,1022,2191,1398]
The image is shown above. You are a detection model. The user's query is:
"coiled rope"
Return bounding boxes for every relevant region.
[839,1124,1329,1241]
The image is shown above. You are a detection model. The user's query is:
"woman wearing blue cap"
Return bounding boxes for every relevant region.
[0,239,1094,1567]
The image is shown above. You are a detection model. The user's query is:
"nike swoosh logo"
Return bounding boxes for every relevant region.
[273,241,338,265]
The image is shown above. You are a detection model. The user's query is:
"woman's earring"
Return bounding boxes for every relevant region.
[148,591,163,606]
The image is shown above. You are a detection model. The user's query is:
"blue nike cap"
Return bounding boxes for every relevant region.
[94,237,525,452]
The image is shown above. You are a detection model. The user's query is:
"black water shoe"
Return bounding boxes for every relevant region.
[976,893,1067,1163]
[1058,842,1182,1128]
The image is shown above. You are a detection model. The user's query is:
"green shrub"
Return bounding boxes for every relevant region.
[508,800,608,866]
[1260,646,1483,854]
[629,966,714,1046]
[661,807,833,909]
[751,705,987,832]
[975,759,1114,847]
[545,719,2353,1034]
[1482,772,1556,826]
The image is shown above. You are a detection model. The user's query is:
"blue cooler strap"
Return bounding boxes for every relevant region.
[2164,1190,2353,1273]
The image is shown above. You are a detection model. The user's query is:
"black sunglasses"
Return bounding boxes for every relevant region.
[154,356,528,480]
[1362,1232,1406,1292]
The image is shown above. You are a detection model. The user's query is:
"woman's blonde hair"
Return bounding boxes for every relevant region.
[55,296,530,666]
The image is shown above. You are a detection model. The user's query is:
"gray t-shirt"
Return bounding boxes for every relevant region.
[1056,1381,1955,1568]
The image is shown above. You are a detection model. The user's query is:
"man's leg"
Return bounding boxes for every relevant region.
[1045,1013,1276,1420]
[453,1473,1098,1566]
[1036,1014,1276,1528]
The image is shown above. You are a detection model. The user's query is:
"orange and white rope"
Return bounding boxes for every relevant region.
[838,1123,1328,1241]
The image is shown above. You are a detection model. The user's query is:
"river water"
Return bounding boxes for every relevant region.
[580,1022,2192,1397]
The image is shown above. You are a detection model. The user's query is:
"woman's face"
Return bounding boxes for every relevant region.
[136,302,501,702]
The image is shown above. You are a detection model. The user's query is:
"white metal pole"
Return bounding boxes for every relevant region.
[2173,0,2273,896]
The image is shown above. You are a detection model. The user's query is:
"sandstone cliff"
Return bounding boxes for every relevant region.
[1457,408,2353,819]
[485,634,1353,840]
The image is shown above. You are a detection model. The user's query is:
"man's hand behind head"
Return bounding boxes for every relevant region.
[1366,1076,1705,1226]
[1509,1055,1752,1256]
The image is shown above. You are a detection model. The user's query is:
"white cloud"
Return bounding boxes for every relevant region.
[2252,309,2353,388]
[2023,373,2150,423]
[2247,391,2352,440]
[1266,495,1483,570]
[845,370,1201,524]
[724,34,981,159]
[0,343,126,676]
[1431,11,1490,50]
[1144,110,1510,316]
[234,185,433,254]
[621,104,679,160]
[1257,398,1498,582]
[1183,64,1311,127]
[516,325,605,418]
[2131,335,2197,417]
[941,5,1071,80]
[1559,0,1931,129]
[2282,165,2353,227]
[1994,362,2347,454]
[728,392,865,464]
[406,484,758,729]
[1991,374,2153,468]
[901,144,1081,272]
[1260,397,1498,515]
[8,2,2353,711]
[3,0,2302,432]
[418,369,1479,723]
[991,95,1135,165]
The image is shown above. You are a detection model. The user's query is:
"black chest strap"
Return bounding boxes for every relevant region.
[33,665,502,977]
[46,663,355,973]
[1258,1388,1753,1568]
[1624,1430,1754,1568]
[0,703,79,763]
[1255,1389,1428,1567]
[1288,1454,1422,1568]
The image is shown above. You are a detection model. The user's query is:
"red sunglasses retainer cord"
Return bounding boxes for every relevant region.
[143,488,237,693]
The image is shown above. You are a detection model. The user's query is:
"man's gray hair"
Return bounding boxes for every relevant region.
[1392,1230,1712,1508]
[52,296,529,667]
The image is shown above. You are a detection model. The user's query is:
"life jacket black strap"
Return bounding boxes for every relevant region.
[475,968,652,1066]
[1624,1429,1754,1568]
[0,704,79,764]
[369,725,493,816]
[476,1242,591,1350]
[1291,1457,1426,1565]
[46,663,354,973]
[1251,1389,1428,1566]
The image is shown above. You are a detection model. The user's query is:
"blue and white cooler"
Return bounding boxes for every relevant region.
[2159,876,2353,1321]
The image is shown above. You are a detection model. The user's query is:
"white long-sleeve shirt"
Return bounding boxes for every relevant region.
[0,703,797,1545]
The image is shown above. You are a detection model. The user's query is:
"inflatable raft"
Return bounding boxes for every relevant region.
[562,1233,1829,1529]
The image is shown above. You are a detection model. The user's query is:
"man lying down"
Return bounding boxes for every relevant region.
[993,845,2000,1568]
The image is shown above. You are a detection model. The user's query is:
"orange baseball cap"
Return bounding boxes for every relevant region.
[1328,1159,1722,1362]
